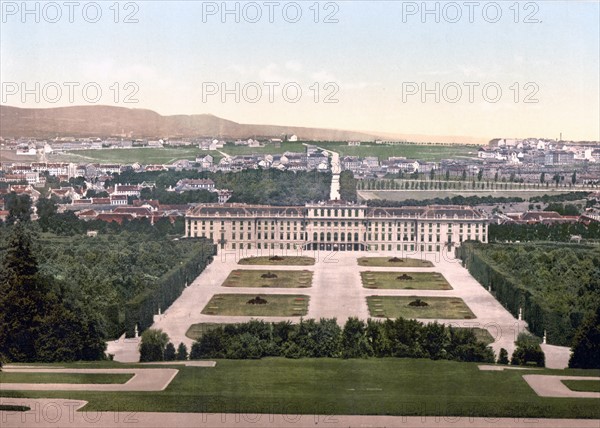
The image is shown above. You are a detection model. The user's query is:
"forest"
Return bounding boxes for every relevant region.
[0,222,216,360]
[457,242,600,347]
[489,222,600,242]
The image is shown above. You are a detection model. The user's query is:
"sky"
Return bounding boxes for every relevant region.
[1,0,599,141]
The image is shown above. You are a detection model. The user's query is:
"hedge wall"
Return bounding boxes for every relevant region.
[124,239,215,335]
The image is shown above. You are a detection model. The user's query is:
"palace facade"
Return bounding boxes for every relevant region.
[185,201,489,253]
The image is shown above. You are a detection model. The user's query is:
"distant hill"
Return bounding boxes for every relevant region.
[0,105,487,144]
[0,105,381,141]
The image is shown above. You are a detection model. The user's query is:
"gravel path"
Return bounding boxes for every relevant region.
[2,398,599,428]
[523,375,600,398]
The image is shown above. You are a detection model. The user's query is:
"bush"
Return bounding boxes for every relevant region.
[139,329,169,362]
[164,342,176,361]
[176,343,188,361]
[511,335,545,367]
[498,348,509,365]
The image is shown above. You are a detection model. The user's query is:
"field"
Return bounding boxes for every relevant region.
[361,271,452,290]
[221,142,475,162]
[562,380,600,393]
[1,359,599,418]
[49,147,223,164]
[222,270,313,288]
[201,294,309,316]
[238,256,315,266]
[358,257,433,267]
[359,189,574,202]
[367,296,475,319]
[0,372,133,384]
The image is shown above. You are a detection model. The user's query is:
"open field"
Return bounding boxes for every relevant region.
[358,257,433,267]
[48,148,223,164]
[238,256,315,266]
[0,372,133,384]
[367,296,475,319]
[1,359,599,418]
[222,142,476,161]
[201,294,309,316]
[359,189,575,202]
[562,380,600,393]
[361,271,452,290]
[223,270,313,288]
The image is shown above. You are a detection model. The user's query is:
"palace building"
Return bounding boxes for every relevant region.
[185,201,489,253]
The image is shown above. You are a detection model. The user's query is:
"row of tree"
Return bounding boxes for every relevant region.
[178,318,496,362]
[457,243,600,367]
[489,223,600,243]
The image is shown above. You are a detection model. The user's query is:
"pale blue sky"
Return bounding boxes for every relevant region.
[1,1,599,141]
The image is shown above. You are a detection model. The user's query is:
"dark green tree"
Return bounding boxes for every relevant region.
[569,306,600,369]
[176,343,188,360]
[498,348,509,364]
[139,329,169,362]
[5,193,32,224]
[35,198,58,231]
[164,342,176,361]
[571,171,577,185]
[341,318,372,358]
[0,224,46,361]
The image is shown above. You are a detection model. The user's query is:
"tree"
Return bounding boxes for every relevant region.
[5,193,32,224]
[36,198,58,231]
[0,224,46,361]
[445,170,450,181]
[461,170,467,181]
[164,342,176,361]
[540,172,545,184]
[341,318,372,358]
[571,171,577,185]
[497,348,509,364]
[429,169,435,180]
[569,306,600,369]
[139,329,170,362]
[477,169,483,181]
[176,343,188,360]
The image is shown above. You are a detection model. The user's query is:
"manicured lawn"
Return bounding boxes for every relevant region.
[2,359,599,419]
[562,379,600,393]
[185,323,230,341]
[0,372,133,384]
[201,294,309,316]
[361,271,451,290]
[358,257,433,267]
[367,296,475,319]
[238,256,315,266]
[456,327,496,345]
[222,270,313,288]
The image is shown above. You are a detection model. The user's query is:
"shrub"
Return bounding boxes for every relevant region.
[569,305,600,369]
[164,342,176,361]
[498,348,509,364]
[139,329,169,362]
[409,299,428,307]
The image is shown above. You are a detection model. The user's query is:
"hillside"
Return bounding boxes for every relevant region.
[0,105,380,141]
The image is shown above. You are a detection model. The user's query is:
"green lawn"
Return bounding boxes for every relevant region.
[185,323,231,341]
[367,296,475,319]
[201,294,309,316]
[49,147,222,165]
[0,372,133,384]
[358,257,433,267]
[456,327,496,345]
[1,359,599,419]
[223,270,313,288]
[562,379,600,393]
[238,256,315,266]
[361,271,452,290]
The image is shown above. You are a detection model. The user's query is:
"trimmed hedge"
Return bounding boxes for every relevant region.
[124,239,215,335]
